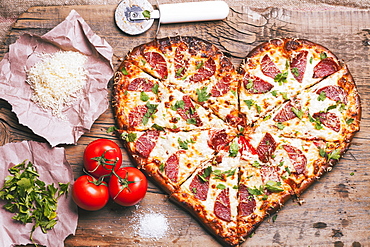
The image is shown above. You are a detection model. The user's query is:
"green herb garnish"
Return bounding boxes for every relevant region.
[0,161,69,244]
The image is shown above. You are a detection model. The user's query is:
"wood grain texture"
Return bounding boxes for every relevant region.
[0,4,369,247]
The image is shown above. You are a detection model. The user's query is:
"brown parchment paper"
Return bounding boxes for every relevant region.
[0,9,114,147]
[0,140,77,247]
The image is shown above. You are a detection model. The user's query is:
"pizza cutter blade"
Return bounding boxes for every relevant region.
[115,0,230,35]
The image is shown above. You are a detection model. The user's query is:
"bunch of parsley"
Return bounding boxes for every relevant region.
[0,160,69,244]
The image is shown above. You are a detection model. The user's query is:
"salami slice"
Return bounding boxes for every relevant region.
[165,151,183,183]
[127,78,155,92]
[283,145,307,175]
[128,105,147,127]
[214,188,231,222]
[238,184,256,217]
[290,50,308,83]
[244,75,274,94]
[261,54,281,79]
[256,133,277,163]
[190,58,216,83]
[135,130,160,158]
[273,102,297,122]
[313,57,339,78]
[174,43,189,78]
[260,165,280,183]
[208,129,229,151]
[176,95,202,126]
[312,112,341,132]
[143,52,168,79]
[316,85,348,104]
[189,168,210,201]
[211,74,231,97]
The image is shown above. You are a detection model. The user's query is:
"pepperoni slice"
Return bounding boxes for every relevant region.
[127,78,154,92]
[128,105,147,127]
[238,184,256,217]
[135,130,160,158]
[260,165,280,183]
[244,74,274,94]
[283,145,307,175]
[256,133,277,163]
[261,54,281,79]
[313,57,339,78]
[214,188,231,222]
[290,50,308,83]
[238,135,257,156]
[316,85,348,104]
[190,58,216,83]
[174,44,189,78]
[312,112,341,132]
[176,95,202,126]
[165,151,186,183]
[208,129,229,151]
[211,74,231,97]
[189,168,210,201]
[143,52,168,79]
[213,188,231,222]
[225,114,247,128]
[273,102,297,122]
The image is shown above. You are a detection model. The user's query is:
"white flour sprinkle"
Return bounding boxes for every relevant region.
[130,208,169,240]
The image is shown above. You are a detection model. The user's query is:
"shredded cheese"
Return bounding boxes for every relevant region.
[26,50,88,119]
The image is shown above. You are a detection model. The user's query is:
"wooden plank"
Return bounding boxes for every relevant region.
[0,4,369,247]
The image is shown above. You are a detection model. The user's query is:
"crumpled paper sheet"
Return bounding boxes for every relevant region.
[0,9,114,147]
[0,140,77,247]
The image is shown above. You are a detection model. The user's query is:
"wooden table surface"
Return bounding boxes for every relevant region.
[0,3,370,247]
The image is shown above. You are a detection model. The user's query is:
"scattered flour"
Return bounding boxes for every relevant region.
[130,206,170,241]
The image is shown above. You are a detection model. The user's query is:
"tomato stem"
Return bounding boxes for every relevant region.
[88,149,119,173]
[111,169,141,199]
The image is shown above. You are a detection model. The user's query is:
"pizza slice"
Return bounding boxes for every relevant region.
[258,64,360,142]
[112,60,165,131]
[120,128,236,194]
[113,60,228,132]
[150,36,241,124]
[238,38,343,125]
[170,146,241,246]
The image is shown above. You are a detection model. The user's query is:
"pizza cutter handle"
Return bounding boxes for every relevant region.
[158,1,229,24]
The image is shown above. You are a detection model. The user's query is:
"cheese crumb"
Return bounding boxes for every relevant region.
[26,50,88,119]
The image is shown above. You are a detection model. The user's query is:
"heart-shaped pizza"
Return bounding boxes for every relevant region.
[112,37,361,246]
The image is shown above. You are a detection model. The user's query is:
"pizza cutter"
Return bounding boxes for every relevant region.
[115,0,230,35]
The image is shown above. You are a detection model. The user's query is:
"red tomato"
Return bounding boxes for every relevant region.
[109,167,148,206]
[83,139,122,178]
[72,175,109,211]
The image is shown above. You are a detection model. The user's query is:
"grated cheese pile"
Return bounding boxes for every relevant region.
[26,50,88,119]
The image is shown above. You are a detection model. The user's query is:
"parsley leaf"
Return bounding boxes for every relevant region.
[291,67,300,77]
[142,10,151,19]
[198,166,212,182]
[142,102,158,125]
[196,87,211,102]
[121,67,129,75]
[0,161,69,243]
[151,83,159,94]
[291,107,304,119]
[265,180,284,193]
[140,91,149,102]
[171,100,185,111]
[317,91,327,101]
[229,141,239,157]
[327,149,341,160]
[274,71,288,85]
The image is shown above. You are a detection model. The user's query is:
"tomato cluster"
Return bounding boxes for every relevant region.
[72,139,148,211]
